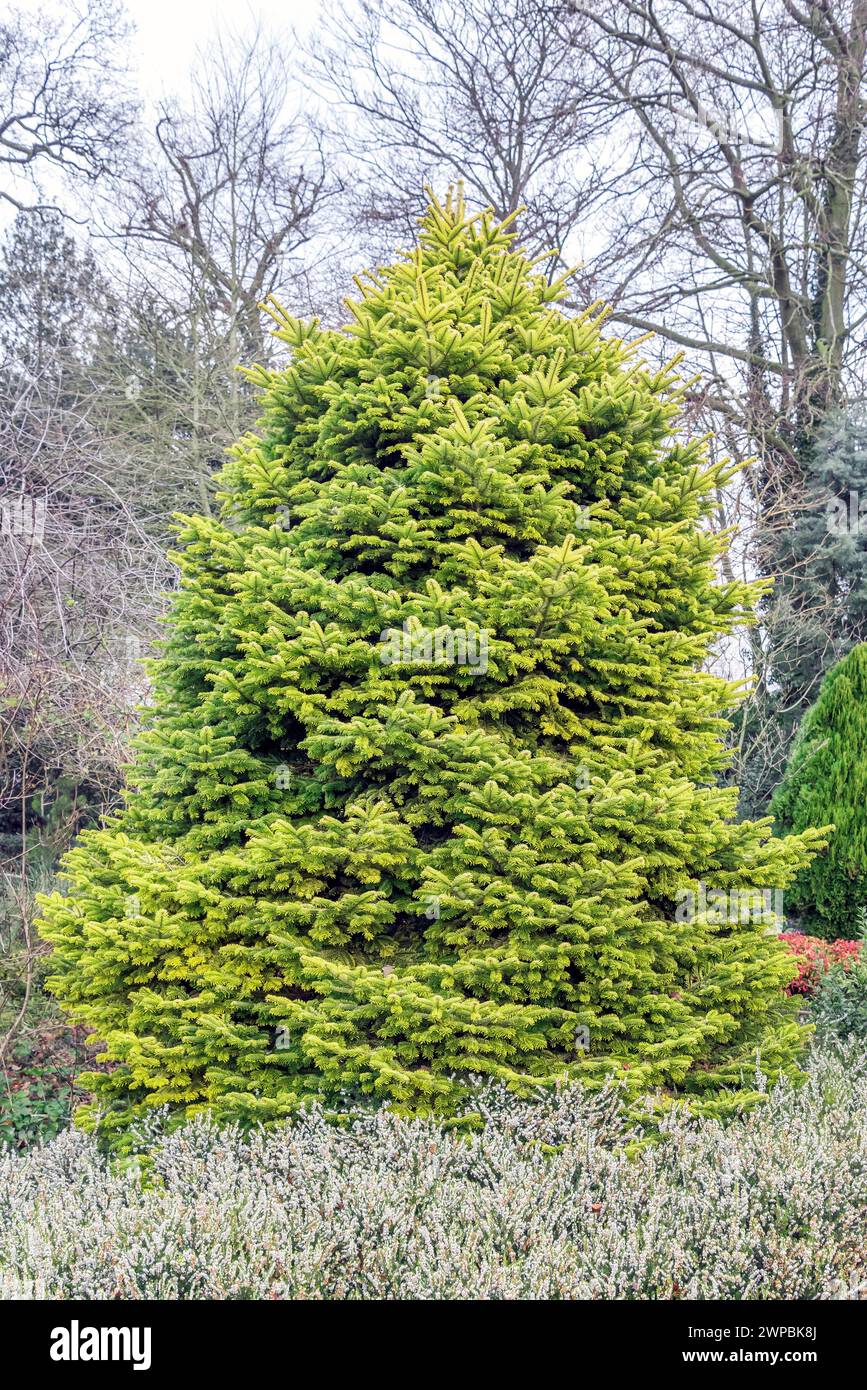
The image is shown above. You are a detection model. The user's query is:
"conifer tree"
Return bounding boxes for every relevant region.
[39,191,827,1146]
[742,405,867,814]
[771,642,867,939]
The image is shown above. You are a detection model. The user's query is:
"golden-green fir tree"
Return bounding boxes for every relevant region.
[39,192,826,1147]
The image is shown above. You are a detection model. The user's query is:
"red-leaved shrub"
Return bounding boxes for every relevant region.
[780,933,862,997]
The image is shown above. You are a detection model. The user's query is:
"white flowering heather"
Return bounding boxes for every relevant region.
[1,1043,865,1300]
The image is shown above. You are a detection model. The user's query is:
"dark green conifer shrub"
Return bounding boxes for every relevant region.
[772,642,867,937]
[38,192,826,1146]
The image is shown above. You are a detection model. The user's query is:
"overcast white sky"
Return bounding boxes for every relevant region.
[0,0,344,233]
[125,0,328,96]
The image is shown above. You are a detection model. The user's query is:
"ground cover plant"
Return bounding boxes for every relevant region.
[0,1041,864,1301]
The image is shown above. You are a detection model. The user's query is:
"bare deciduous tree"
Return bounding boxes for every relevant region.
[308,0,622,269]
[122,30,332,367]
[0,0,133,212]
[0,215,163,1089]
[567,0,867,805]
